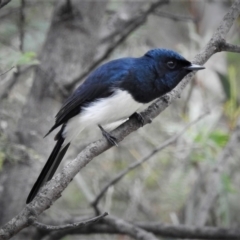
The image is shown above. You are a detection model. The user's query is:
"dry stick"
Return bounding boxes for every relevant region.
[0,65,33,100]
[91,111,209,209]
[136,222,240,239]
[0,66,14,77]
[33,212,108,231]
[0,0,11,9]
[104,216,159,240]
[0,1,240,240]
[40,218,240,240]
[153,10,197,22]
[219,41,240,53]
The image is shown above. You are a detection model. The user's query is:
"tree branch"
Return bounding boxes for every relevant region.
[0,0,240,239]
[218,41,240,53]
[0,0,11,9]
[104,216,159,240]
[0,66,14,78]
[38,220,240,240]
[33,212,108,231]
[0,65,33,100]
[153,10,197,22]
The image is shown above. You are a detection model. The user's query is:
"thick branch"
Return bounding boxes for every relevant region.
[38,220,240,240]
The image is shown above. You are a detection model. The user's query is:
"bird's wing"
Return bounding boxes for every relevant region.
[56,82,114,125]
[46,67,131,136]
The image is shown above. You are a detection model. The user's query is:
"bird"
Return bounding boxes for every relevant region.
[26,48,204,203]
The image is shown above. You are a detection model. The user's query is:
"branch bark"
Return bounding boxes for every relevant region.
[33,212,108,231]
[103,216,159,240]
[36,220,240,240]
[0,0,11,9]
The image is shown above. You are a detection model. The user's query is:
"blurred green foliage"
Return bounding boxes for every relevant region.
[16,51,39,65]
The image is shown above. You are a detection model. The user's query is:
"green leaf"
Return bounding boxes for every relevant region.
[209,130,229,147]
[16,51,39,66]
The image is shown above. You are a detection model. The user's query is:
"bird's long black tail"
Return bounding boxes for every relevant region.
[26,135,70,204]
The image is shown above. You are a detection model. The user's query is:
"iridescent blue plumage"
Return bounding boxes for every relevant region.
[27,48,204,203]
[55,48,193,128]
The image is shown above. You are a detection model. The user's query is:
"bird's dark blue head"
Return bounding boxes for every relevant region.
[145,48,204,91]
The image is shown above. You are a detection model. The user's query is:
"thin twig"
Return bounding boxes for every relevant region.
[33,212,108,231]
[0,0,11,9]
[19,0,25,52]
[0,65,33,100]
[104,216,159,240]
[0,66,14,77]
[137,222,240,239]
[153,10,197,22]
[219,41,240,53]
[91,111,209,209]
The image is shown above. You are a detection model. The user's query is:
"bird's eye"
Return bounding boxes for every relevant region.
[167,61,176,69]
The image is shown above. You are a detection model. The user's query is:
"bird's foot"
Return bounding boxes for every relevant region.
[98,125,118,146]
[130,112,145,127]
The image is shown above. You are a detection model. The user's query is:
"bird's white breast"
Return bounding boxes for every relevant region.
[63,89,143,143]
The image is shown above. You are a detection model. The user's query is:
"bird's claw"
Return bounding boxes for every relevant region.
[98,125,118,146]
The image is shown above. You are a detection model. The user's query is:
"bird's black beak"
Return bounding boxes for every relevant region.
[184,64,205,71]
